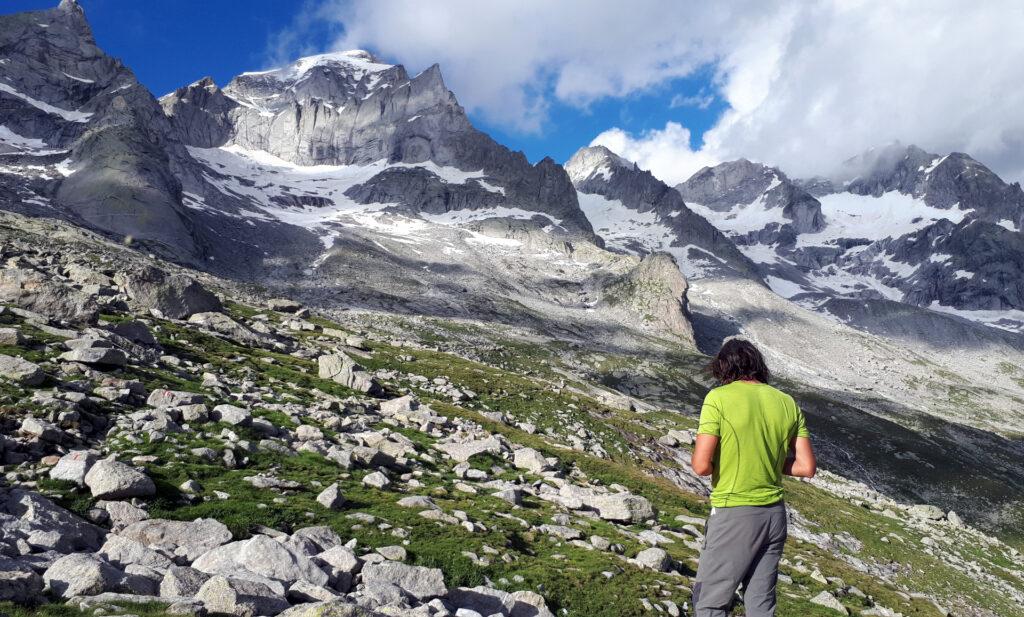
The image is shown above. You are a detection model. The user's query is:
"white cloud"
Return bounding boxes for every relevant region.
[590,122,717,186]
[283,0,1024,181]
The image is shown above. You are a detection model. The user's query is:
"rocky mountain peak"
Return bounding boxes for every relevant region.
[564,145,636,184]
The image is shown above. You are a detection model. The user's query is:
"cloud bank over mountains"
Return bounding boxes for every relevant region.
[286,0,1024,182]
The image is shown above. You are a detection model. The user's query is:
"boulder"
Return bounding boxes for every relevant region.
[436,436,504,463]
[5,489,105,552]
[59,346,128,366]
[0,268,98,324]
[101,501,150,531]
[379,394,418,415]
[277,601,383,617]
[189,311,276,348]
[49,450,98,485]
[513,447,550,474]
[119,518,232,562]
[196,574,290,617]
[360,562,446,600]
[99,534,175,570]
[362,471,391,489]
[317,483,346,510]
[0,354,44,386]
[268,298,303,313]
[809,590,849,614]
[213,404,252,426]
[160,565,211,598]
[0,559,44,603]
[590,494,655,524]
[318,354,382,395]
[84,459,156,499]
[0,327,25,346]
[43,553,123,598]
[108,320,159,346]
[147,388,205,408]
[909,504,945,521]
[447,586,555,617]
[634,547,671,571]
[20,416,62,441]
[118,266,222,319]
[193,535,329,587]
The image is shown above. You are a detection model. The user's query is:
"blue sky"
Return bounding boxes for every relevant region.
[5,0,726,166]
[8,1,1023,184]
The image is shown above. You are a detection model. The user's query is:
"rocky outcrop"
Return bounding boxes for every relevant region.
[599,252,696,345]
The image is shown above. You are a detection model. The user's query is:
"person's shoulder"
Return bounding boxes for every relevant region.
[762,383,797,406]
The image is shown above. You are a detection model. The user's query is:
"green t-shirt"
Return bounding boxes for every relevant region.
[697,381,810,508]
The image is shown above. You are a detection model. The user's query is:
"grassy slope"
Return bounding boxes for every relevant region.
[19,302,1017,617]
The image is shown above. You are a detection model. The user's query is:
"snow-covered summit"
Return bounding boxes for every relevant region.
[564,145,636,184]
[241,49,393,82]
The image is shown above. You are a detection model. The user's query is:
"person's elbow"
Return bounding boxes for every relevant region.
[690,458,714,476]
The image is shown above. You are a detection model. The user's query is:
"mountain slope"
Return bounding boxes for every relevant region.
[678,145,1024,333]
[565,146,762,281]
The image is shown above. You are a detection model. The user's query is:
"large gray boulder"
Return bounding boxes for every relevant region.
[99,534,175,570]
[318,353,382,395]
[193,535,329,587]
[84,459,156,499]
[3,489,105,552]
[360,562,446,600]
[0,268,99,324]
[589,493,656,524]
[118,266,222,319]
[0,558,44,603]
[49,450,97,485]
[188,311,277,348]
[119,518,232,562]
[43,553,123,599]
[196,574,290,617]
[276,600,384,617]
[0,354,44,386]
[160,565,211,598]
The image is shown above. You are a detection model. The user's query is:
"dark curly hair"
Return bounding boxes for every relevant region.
[709,338,770,384]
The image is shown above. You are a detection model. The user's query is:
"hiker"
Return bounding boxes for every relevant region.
[690,339,816,617]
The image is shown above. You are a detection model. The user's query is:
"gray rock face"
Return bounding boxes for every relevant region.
[0,268,99,324]
[0,354,44,385]
[84,459,156,499]
[160,565,211,598]
[589,494,656,524]
[0,559,44,603]
[49,450,97,485]
[318,353,382,395]
[4,489,105,552]
[360,562,446,600]
[566,146,761,281]
[119,518,232,562]
[196,574,291,617]
[598,252,695,345]
[161,51,596,240]
[678,158,825,235]
[43,553,122,598]
[0,2,204,259]
[193,535,330,587]
[118,266,221,319]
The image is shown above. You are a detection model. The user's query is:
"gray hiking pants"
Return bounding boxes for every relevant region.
[692,501,787,617]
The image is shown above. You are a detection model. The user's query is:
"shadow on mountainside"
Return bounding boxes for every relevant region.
[792,385,1024,541]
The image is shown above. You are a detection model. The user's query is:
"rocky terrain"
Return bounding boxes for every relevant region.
[0,210,1021,617]
[1,2,1024,616]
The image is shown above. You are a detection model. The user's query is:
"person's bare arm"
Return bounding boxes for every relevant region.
[691,433,719,476]
[783,436,816,478]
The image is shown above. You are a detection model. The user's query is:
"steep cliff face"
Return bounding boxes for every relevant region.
[0,0,204,261]
[566,146,762,281]
[162,51,596,239]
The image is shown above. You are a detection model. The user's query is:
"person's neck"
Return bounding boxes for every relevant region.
[737,378,761,384]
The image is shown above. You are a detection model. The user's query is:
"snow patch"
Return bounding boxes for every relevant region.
[796,192,968,249]
[0,82,92,122]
